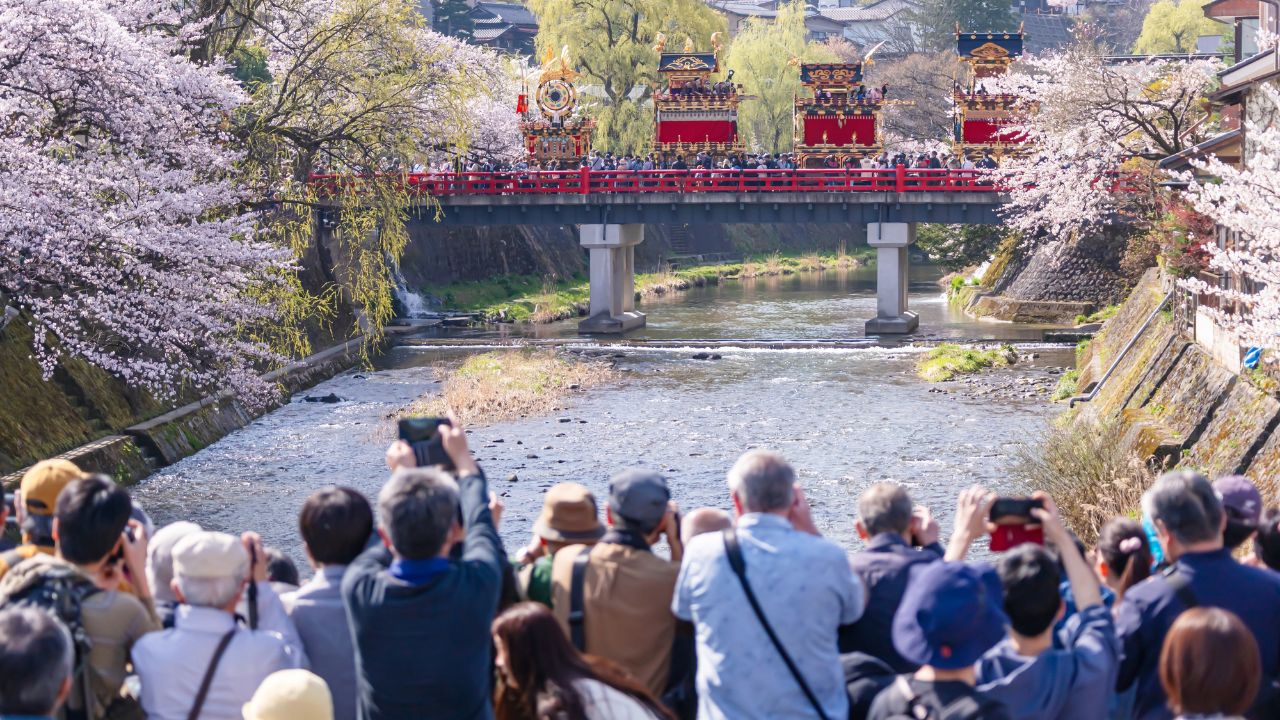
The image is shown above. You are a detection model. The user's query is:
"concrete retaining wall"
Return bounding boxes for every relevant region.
[1072,269,1280,500]
[1,336,378,489]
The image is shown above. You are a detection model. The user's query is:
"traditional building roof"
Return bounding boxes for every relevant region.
[1019,13,1072,53]
[473,2,537,25]
[819,0,914,23]
[467,2,537,54]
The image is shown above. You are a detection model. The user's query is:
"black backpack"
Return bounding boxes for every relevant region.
[880,677,988,720]
[6,565,101,718]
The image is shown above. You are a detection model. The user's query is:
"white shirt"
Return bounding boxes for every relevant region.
[134,587,303,720]
[575,678,661,719]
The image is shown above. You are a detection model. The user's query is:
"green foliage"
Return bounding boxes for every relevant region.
[529,0,725,155]
[724,3,837,153]
[916,343,1017,382]
[916,224,1008,270]
[432,0,475,41]
[1051,369,1081,401]
[1133,0,1223,54]
[1076,339,1092,364]
[909,0,1017,52]
[230,45,271,91]
[1074,305,1121,325]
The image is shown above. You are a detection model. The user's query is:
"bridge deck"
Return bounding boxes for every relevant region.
[320,169,1008,225]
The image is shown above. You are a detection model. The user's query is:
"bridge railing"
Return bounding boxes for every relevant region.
[310,167,1000,197]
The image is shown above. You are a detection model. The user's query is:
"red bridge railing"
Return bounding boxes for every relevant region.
[309,167,1001,197]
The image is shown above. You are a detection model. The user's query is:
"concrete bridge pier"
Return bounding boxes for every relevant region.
[578,224,646,334]
[865,222,919,335]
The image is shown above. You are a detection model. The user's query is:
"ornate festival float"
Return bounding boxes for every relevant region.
[953,26,1027,160]
[652,34,745,162]
[792,61,882,168]
[519,47,595,166]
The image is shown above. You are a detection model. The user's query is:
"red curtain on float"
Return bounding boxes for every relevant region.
[802,116,875,146]
[657,121,737,144]
[962,120,1024,144]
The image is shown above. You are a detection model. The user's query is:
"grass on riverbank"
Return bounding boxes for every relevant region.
[1074,304,1120,326]
[1013,415,1153,544]
[400,349,616,426]
[916,344,1017,382]
[1050,369,1081,401]
[420,249,871,324]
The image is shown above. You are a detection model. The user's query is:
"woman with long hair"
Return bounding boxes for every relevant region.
[1095,517,1153,604]
[492,603,674,720]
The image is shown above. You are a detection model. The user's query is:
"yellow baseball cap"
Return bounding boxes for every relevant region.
[19,459,86,516]
[242,670,333,720]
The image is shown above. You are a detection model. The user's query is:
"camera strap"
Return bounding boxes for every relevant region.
[186,628,237,720]
[723,529,831,720]
[568,548,590,652]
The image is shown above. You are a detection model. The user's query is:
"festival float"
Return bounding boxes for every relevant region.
[519,47,595,166]
[792,61,881,168]
[953,26,1027,160]
[652,34,744,161]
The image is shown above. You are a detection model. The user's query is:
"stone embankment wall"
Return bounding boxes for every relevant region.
[1071,269,1280,500]
[396,223,868,287]
[958,228,1135,323]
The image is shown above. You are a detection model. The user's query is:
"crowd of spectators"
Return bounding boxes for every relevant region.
[3,419,1274,720]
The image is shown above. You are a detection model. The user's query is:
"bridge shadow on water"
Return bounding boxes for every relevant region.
[419,265,1066,347]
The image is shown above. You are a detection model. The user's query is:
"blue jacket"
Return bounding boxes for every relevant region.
[977,604,1120,720]
[839,533,943,672]
[1116,548,1280,719]
[342,470,505,720]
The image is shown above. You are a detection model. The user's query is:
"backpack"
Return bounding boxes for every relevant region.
[880,677,987,720]
[6,565,102,718]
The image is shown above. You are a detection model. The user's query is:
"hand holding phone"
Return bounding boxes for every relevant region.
[988,497,1046,551]
[398,417,455,470]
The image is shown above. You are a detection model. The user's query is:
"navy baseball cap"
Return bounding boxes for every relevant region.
[608,469,670,528]
[1215,475,1262,525]
[893,562,1009,669]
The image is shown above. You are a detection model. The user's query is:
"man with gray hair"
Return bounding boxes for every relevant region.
[0,607,74,719]
[839,482,942,671]
[146,520,202,628]
[133,530,303,720]
[673,450,864,719]
[343,420,504,720]
[1117,469,1280,719]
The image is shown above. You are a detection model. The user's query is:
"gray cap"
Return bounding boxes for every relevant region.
[608,469,671,528]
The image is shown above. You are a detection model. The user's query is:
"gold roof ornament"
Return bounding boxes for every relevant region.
[653,32,667,53]
[710,31,723,55]
[683,36,694,53]
[540,45,580,83]
[970,42,1011,60]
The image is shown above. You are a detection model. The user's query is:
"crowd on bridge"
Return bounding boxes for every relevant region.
[449,149,1000,174]
[6,417,1267,720]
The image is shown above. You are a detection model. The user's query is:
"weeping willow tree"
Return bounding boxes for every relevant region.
[529,0,725,154]
[191,0,522,360]
[723,3,837,153]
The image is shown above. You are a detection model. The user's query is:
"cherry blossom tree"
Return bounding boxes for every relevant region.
[0,0,293,403]
[989,38,1220,238]
[1179,83,1280,353]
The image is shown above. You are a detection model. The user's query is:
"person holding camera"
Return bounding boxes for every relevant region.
[0,458,86,579]
[975,493,1120,720]
[344,418,505,720]
[550,469,684,701]
[673,451,863,720]
[0,475,159,720]
[133,529,302,720]
[840,483,944,672]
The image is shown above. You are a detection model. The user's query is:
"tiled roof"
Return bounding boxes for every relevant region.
[472,26,511,40]
[473,2,537,25]
[820,0,914,23]
[1020,12,1072,53]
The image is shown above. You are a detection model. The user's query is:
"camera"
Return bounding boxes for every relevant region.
[398,417,454,471]
[3,493,14,522]
[988,497,1044,551]
[988,497,1044,525]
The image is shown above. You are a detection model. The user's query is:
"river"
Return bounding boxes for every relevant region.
[132,266,1069,564]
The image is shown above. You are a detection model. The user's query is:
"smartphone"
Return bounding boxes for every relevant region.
[2,493,13,519]
[398,417,454,470]
[989,497,1044,525]
[989,523,1044,551]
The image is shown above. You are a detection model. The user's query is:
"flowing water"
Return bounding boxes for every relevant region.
[133,266,1070,564]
